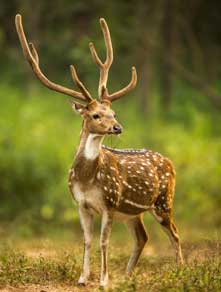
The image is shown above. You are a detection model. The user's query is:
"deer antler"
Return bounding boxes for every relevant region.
[89,18,137,102]
[15,14,92,103]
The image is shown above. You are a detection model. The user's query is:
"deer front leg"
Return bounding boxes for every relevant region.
[78,205,94,285]
[126,215,148,276]
[100,211,113,287]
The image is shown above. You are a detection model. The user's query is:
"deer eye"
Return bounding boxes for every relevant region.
[92,113,100,120]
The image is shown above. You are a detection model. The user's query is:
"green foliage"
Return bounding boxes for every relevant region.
[0,85,77,224]
[0,84,221,231]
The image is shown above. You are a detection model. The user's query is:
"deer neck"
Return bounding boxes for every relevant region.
[74,123,104,182]
[78,126,104,160]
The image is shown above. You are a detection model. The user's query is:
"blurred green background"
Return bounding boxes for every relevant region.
[0,0,221,239]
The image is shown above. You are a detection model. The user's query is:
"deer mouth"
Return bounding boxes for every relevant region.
[107,130,122,135]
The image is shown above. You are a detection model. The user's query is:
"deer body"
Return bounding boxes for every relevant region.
[67,120,182,286]
[69,130,174,217]
[16,14,183,288]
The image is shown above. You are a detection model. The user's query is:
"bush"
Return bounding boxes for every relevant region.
[0,84,220,232]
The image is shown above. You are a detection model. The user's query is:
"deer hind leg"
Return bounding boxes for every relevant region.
[78,205,94,285]
[126,215,148,276]
[151,208,183,265]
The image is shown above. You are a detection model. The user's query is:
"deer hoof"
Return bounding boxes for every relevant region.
[100,274,109,288]
[78,275,88,286]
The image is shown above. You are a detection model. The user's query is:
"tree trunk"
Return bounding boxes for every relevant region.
[160,0,174,110]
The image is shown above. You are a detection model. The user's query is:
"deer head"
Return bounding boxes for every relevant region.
[15,15,137,136]
[74,100,122,135]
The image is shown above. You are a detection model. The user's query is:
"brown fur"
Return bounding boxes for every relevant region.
[68,101,176,216]
[69,145,175,214]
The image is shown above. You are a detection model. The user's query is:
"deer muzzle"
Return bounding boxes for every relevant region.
[112,124,122,134]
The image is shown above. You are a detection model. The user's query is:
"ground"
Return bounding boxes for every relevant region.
[0,224,220,292]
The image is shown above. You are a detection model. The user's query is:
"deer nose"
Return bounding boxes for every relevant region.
[113,124,122,134]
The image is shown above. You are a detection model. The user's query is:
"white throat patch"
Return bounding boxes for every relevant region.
[84,134,103,160]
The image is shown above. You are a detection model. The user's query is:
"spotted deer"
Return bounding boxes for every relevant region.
[15,14,183,288]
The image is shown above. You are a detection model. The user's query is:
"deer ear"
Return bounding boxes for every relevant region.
[72,102,87,115]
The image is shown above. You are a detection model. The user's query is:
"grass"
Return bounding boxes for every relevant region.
[0,232,220,291]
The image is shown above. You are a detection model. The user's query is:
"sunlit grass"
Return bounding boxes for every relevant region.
[0,235,220,291]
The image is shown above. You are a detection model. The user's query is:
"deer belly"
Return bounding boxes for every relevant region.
[113,211,138,221]
[72,182,105,214]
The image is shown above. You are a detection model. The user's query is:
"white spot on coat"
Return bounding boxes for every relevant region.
[124,199,151,210]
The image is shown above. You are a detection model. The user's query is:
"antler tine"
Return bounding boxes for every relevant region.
[15,14,90,103]
[89,42,103,68]
[89,18,113,99]
[70,65,93,101]
[107,66,137,102]
[100,18,113,67]
[29,42,39,64]
[89,18,137,102]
